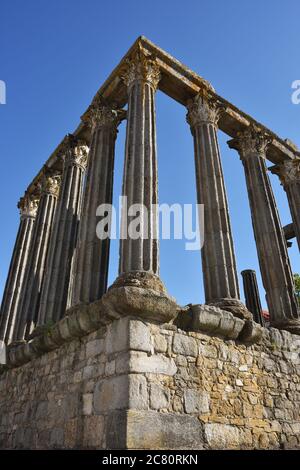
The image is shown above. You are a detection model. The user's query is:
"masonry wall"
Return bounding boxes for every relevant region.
[0,315,300,449]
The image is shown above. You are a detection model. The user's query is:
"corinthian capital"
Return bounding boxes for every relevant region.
[186,93,224,128]
[18,193,39,218]
[81,95,126,132]
[39,169,62,198]
[121,45,161,91]
[271,159,300,186]
[230,126,272,160]
[62,134,89,171]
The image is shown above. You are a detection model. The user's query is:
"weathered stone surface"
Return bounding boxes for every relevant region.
[101,286,178,324]
[184,389,210,414]
[1,315,300,450]
[191,305,246,340]
[173,334,198,357]
[150,384,169,410]
[125,410,205,450]
[239,320,263,344]
[204,423,240,449]
[105,317,152,355]
[127,352,177,376]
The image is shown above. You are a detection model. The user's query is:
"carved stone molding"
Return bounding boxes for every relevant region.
[271,159,300,186]
[232,126,272,160]
[186,92,224,128]
[81,95,126,132]
[62,134,89,171]
[121,45,161,91]
[18,194,39,218]
[39,170,62,198]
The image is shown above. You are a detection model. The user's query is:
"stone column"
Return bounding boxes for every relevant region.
[13,170,61,341]
[270,159,300,252]
[114,46,162,292]
[0,193,39,344]
[241,270,264,326]
[228,127,300,334]
[71,97,125,306]
[37,136,88,326]
[186,92,251,319]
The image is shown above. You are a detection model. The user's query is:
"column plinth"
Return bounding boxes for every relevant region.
[0,194,39,344]
[13,169,61,341]
[71,98,125,306]
[270,159,300,252]
[187,93,251,320]
[37,135,88,326]
[228,127,300,334]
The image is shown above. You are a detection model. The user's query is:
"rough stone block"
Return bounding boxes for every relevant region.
[82,415,104,449]
[93,374,148,413]
[82,393,93,416]
[173,334,198,357]
[150,384,169,410]
[128,352,177,376]
[184,389,210,414]
[125,410,205,450]
[104,318,152,355]
[204,423,240,449]
[86,339,104,358]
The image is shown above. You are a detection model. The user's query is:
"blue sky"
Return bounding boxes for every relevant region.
[0,0,299,309]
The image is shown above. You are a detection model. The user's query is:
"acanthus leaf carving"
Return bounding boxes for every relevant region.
[120,44,161,91]
[18,193,39,218]
[233,126,272,160]
[186,92,224,128]
[274,159,300,186]
[81,95,126,132]
[61,134,89,171]
[38,169,62,198]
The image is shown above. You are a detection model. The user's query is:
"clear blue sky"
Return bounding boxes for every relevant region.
[0,0,299,309]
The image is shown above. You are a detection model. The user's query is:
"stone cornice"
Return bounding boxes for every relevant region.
[120,44,161,91]
[270,159,300,186]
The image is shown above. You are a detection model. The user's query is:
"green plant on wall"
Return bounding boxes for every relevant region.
[294,274,300,305]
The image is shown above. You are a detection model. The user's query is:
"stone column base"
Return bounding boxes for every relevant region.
[271,319,300,336]
[101,271,179,324]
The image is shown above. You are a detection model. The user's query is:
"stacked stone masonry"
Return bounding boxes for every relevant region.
[0,312,300,449]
